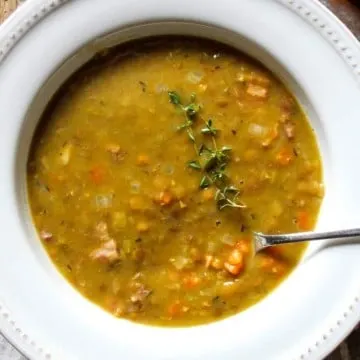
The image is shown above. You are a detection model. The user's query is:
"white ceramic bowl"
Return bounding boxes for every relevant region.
[1,0,360,359]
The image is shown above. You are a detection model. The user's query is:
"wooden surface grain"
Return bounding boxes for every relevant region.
[0,0,18,22]
[0,0,359,359]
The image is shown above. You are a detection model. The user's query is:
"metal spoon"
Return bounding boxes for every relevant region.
[253,228,360,254]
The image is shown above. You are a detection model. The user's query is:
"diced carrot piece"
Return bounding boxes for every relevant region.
[235,239,251,254]
[259,255,275,269]
[227,248,243,266]
[266,246,284,258]
[211,257,223,270]
[224,262,243,276]
[136,154,150,166]
[183,273,201,289]
[202,188,215,201]
[297,210,311,231]
[89,165,105,185]
[276,147,293,166]
[167,300,184,317]
[155,191,173,206]
[259,256,285,274]
[271,263,286,275]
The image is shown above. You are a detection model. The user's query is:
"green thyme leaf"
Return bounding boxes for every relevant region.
[201,119,218,136]
[204,155,218,172]
[184,103,201,118]
[221,146,232,153]
[200,176,211,189]
[168,91,181,105]
[224,186,239,194]
[199,144,211,155]
[167,89,246,211]
[187,129,195,142]
[187,160,202,170]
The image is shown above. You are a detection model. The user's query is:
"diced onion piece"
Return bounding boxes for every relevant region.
[59,143,72,165]
[162,164,175,175]
[248,123,268,138]
[218,280,241,297]
[40,156,49,170]
[130,181,141,194]
[186,71,204,84]
[155,83,168,93]
[170,256,190,270]
[297,181,324,197]
[220,234,236,246]
[95,194,113,209]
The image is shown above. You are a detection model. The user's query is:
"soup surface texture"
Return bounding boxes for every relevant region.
[27,38,323,326]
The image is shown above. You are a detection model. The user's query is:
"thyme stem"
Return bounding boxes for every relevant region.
[168,90,246,210]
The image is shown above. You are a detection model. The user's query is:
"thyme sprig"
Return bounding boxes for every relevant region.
[169,91,199,145]
[168,91,246,210]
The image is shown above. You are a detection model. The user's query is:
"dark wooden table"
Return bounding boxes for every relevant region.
[0,1,359,359]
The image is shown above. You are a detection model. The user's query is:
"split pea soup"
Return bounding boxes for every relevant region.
[27,37,324,326]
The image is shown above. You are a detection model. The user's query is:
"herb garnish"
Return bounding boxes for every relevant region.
[168,91,246,210]
[169,91,199,147]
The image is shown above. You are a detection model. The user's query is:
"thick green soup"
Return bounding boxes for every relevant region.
[27,38,323,326]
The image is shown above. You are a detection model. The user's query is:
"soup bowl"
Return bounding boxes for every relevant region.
[1,0,360,359]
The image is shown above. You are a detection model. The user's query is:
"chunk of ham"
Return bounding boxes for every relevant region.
[90,221,119,262]
[284,121,295,139]
[280,96,295,123]
[40,230,53,242]
[246,83,268,98]
[90,239,119,262]
[130,285,152,303]
[95,221,111,241]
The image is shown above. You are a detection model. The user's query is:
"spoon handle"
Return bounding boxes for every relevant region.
[254,228,360,252]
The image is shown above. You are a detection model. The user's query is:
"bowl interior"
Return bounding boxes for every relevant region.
[16,20,330,323]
